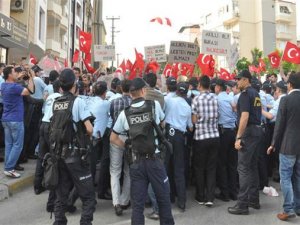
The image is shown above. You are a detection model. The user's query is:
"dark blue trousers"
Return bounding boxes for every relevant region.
[130,158,174,225]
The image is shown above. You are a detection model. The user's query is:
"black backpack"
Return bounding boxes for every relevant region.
[42,93,76,190]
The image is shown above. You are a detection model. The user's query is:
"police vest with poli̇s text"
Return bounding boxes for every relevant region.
[49,93,89,160]
[124,99,156,155]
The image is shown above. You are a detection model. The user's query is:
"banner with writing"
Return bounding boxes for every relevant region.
[144,45,166,62]
[201,30,231,57]
[94,45,115,61]
[168,41,199,64]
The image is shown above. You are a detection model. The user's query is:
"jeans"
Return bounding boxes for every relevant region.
[2,122,24,171]
[279,154,300,215]
[148,183,159,213]
[110,138,130,206]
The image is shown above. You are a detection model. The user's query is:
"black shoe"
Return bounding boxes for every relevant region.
[34,187,46,195]
[98,192,112,200]
[28,155,38,160]
[18,158,28,164]
[249,202,260,210]
[46,205,54,213]
[120,202,130,210]
[177,203,185,212]
[15,164,24,171]
[228,205,249,215]
[114,204,123,216]
[67,205,77,213]
[296,212,300,216]
[146,211,159,220]
[215,193,230,202]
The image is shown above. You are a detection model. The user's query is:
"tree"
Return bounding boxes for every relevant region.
[251,48,263,66]
[236,57,251,72]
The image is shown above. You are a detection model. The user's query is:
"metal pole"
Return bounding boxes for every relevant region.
[71,0,76,67]
[106,16,120,72]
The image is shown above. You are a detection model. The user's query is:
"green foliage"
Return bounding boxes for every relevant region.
[251,48,263,66]
[236,57,251,72]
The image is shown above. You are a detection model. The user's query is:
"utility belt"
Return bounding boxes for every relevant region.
[218,125,236,134]
[60,145,89,163]
[165,123,185,137]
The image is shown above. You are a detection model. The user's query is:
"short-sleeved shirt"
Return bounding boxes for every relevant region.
[72,96,93,123]
[187,89,200,98]
[113,100,164,134]
[165,96,193,132]
[44,84,54,97]
[90,96,110,138]
[237,86,262,126]
[42,92,62,122]
[269,94,286,123]
[1,82,24,122]
[31,77,46,99]
[217,91,236,128]
[192,91,219,140]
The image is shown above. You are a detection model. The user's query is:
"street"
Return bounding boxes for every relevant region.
[0,182,299,225]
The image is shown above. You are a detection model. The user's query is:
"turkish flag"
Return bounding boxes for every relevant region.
[163,64,172,77]
[165,18,172,26]
[72,49,80,63]
[118,59,126,74]
[30,54,38,65]
[268,51,280,68]
[150,17,163,25]
[83,53,95,73]
[79,30,92,54]
[196,54,215,77]
[249,65,260,74]
[145,61,160,74]
[171,63,180,79]
[181,63,194,76]
[128,49,145,80]
[282,41,300,64]
[54,56,62,71]
[258,58,266,72]
[219,68,231,81]
[230,73,236,80]
[126,59,133,70]
[64,58,68,68]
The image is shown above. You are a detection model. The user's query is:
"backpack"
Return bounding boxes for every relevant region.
[42,94,76,190]
[124,100,156,155]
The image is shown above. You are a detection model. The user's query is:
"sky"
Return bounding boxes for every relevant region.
[102,0,218,63]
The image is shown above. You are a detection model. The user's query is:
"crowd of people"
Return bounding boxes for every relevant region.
[0,61,300,224]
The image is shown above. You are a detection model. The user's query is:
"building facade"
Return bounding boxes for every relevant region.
[200,0,297,68]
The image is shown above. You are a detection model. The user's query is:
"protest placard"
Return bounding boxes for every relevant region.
[168,41,199,64]
[201,30,231,57]
[94,45,115,61]
[144,45,167,62]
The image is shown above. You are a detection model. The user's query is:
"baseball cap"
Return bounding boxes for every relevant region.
[235,70,252,81]
[177,82,189,95]
[276,81,287,92]
[166,77,177,86]
[129,78,147,91]
[111,77,121,86]
[226,80,237,88]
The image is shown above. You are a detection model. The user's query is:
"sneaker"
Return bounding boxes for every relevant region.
[114,204,123,216]
[195,199,205,205]
[4,170,20,178]
[146,211,159,220]
[205,202,214,207]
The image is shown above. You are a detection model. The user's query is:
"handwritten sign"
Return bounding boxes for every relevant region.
[201,30,231,57]
[94,45,115,61]
[144,45,166,62]
[168,41,199,64]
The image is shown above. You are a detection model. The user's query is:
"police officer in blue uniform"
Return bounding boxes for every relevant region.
[164,82,193,211]
[228,70,263,215]
[110,78,174,225]
[214,79,238,201]
[51,69,96,225]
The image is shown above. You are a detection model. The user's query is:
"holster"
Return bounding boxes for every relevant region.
[124,139,134,165]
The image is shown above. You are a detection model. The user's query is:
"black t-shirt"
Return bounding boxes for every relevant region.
[237,86,262,126]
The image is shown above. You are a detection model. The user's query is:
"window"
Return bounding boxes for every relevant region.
[39,7,45,42]
[277,41,286,50]
[277,23,288,33]
[280,6,291,14]
[76,2,82,18]
[76,25,80,39]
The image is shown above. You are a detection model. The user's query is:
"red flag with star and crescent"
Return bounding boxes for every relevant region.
[282,41,300,64]
[83,52,96,73]
[258,58,266,72]
[79,30,92,54]
[196,54,215,77]
[219,68,231,81]
[128,49,145,80]
[163,64,172,77]
[268,51,280,68]
[30,54,38,65]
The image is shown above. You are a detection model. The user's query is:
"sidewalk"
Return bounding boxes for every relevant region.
[0,159,36,201]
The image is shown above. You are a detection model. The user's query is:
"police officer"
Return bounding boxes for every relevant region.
[214,79,238,201]
[164,82,193,211]
[51,69,96,225]
[110,78,174,225]
[228,70,263,215]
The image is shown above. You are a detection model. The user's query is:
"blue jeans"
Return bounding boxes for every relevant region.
[2,122,24,171]
[279,153,300,215]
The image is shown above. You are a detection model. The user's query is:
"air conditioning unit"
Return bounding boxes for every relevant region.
[11,0,24,12]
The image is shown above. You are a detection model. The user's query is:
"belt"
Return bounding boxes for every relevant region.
[133,152,160,161]
[166,123,185,136]
[218,125,235,131]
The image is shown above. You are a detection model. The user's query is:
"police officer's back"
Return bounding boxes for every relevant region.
[110,78,174,225]
[50,69,96,225]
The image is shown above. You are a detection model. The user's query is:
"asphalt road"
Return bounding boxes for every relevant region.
[0,182,299,225]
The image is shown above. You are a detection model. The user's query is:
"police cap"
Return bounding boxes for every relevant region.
[235,70,252,81]
[166,77,177,86]
[130,78,147,91]
[60,68,75,87]
[177,82,189,95]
